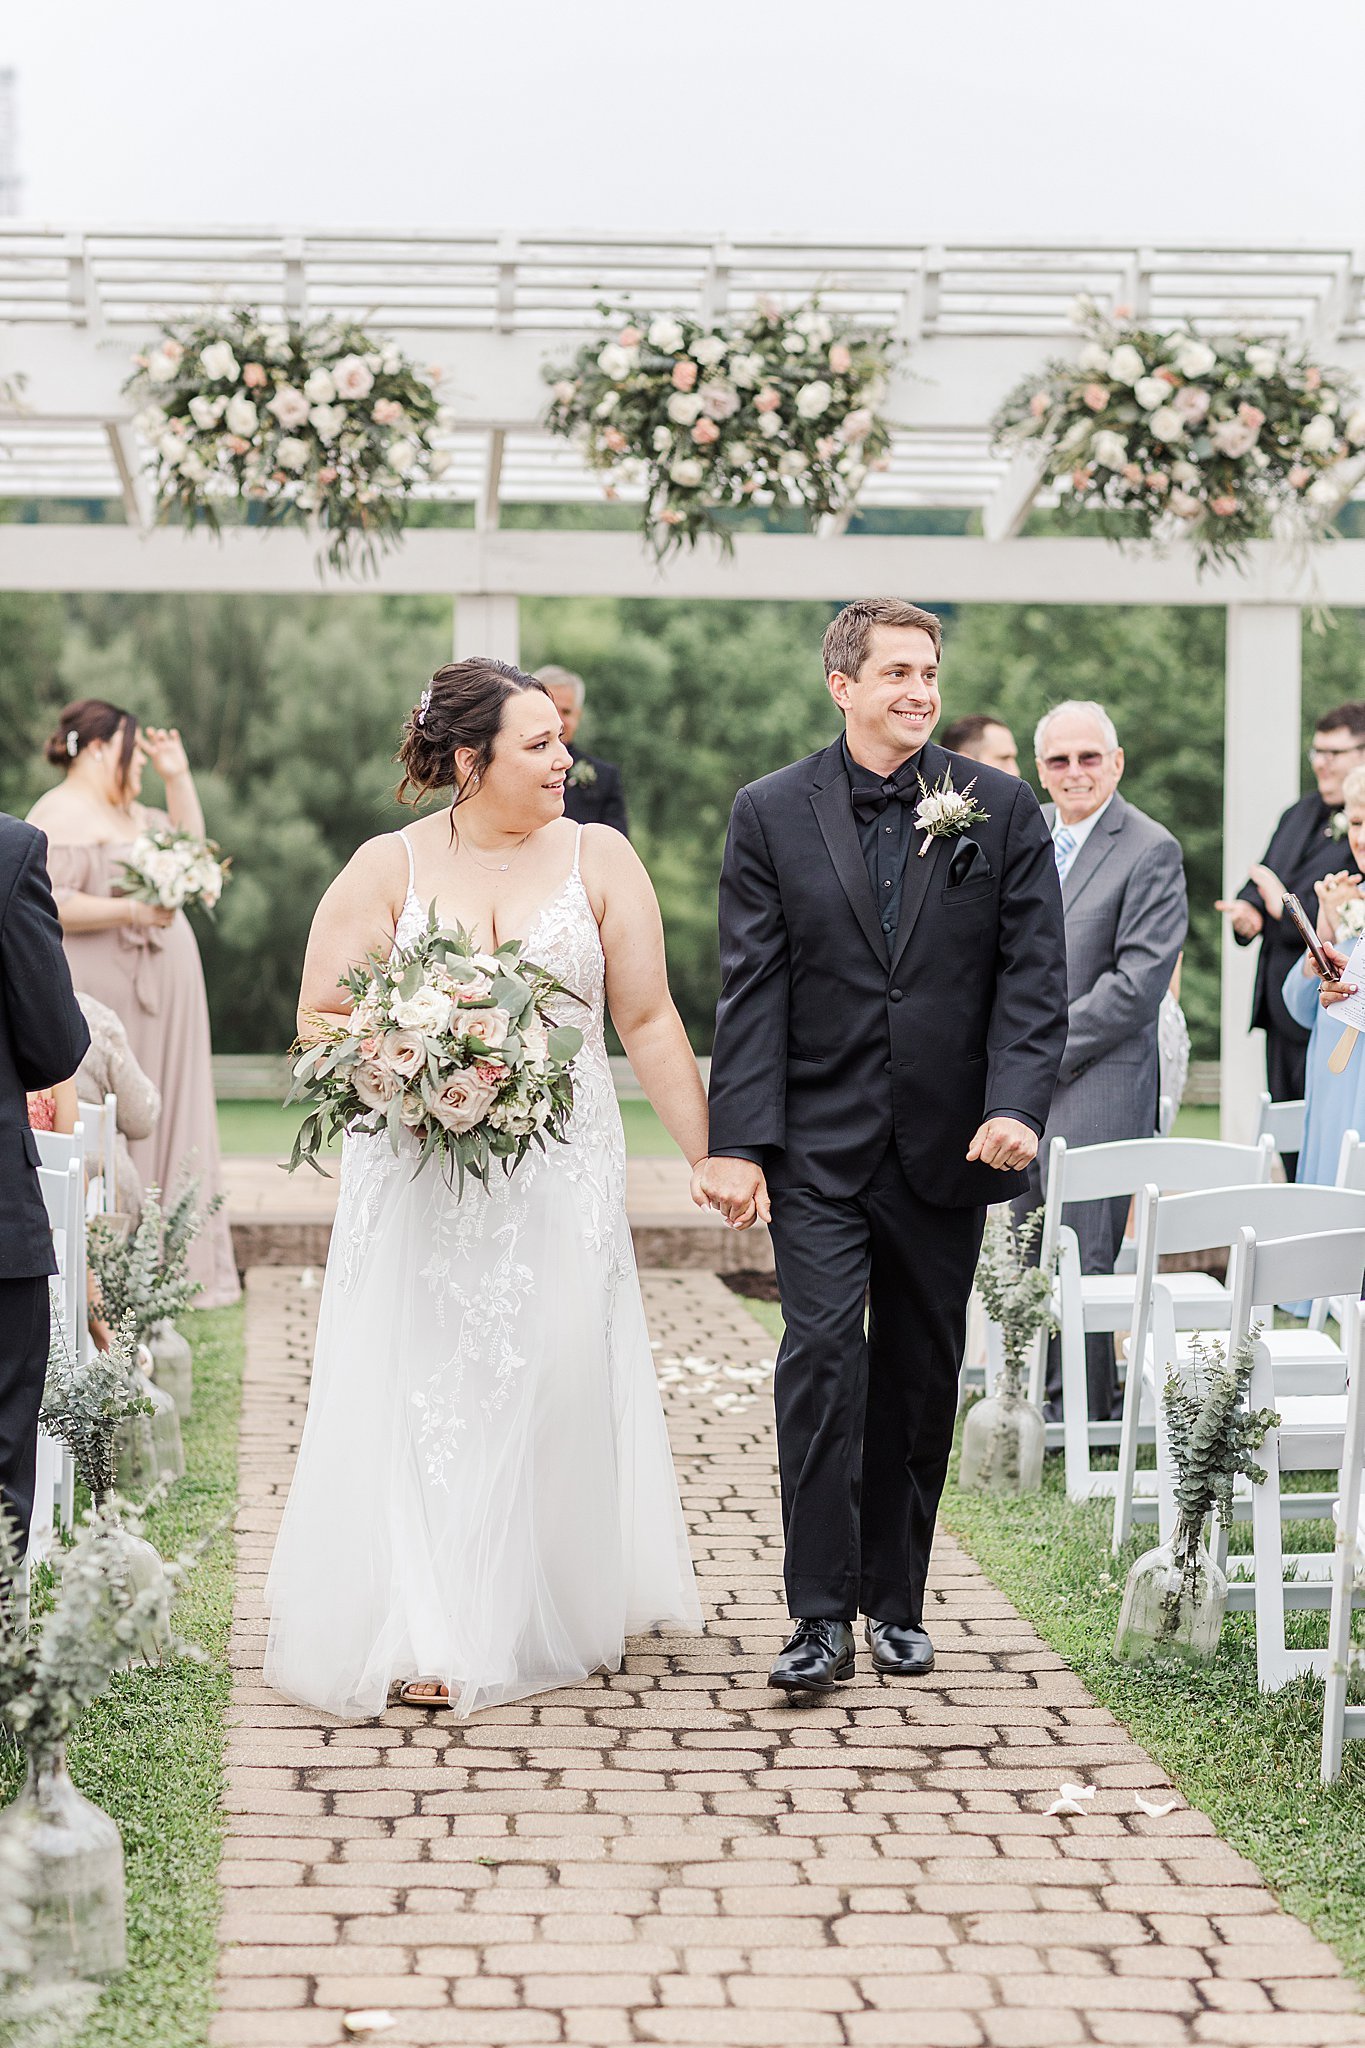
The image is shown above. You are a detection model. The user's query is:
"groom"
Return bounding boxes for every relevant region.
[698,599,1067,1691]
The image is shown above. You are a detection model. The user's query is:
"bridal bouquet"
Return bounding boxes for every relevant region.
[116,826,229,916]
[286,908,584,1190]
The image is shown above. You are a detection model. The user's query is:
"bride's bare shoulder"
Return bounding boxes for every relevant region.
[330,831,411,902]
[578,822,650,914]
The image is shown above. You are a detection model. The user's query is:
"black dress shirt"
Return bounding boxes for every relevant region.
[842,736,923,951]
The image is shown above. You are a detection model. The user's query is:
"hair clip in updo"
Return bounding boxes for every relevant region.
[66,730,80,758]
[416,686,432,728]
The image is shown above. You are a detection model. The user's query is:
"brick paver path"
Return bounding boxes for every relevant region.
[214,1268,1364,2047]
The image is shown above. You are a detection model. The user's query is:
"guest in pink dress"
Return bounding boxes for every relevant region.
[28,700,239,1308]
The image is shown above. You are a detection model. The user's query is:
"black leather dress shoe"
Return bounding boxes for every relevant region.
[865,1619,934,1675]
[769,1618,856,1693]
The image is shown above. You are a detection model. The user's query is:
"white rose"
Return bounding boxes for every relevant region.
[1077,343,1110,374]
[1107,344,1145,386]
[275,436,310,472]
[381,350,402,375]
[730,353,765,389]
[133,405,167,436]
[795,310,833,345]
[303,366,337,404]
[1305,475,1341,508]
[1345,410,1365,447]
[199,341,239,382]
[520,1017,548,1065]
[838,407,874,444]
[266,385,310,430]
[693,334,728,367]
[1319,389,1340,415]
[1147,406,1185,443]
[596,342,635,380]
[224,393,258,437]
[666,390,704,426]
[1133,376,1169,412]
[427,450,452,478]
[796,380,834,419]
[1168,489,1201,518]
[651,425,673,453]
[332,354,375,400]
[1171,459,1201,485]
[180,452,211,485]
[1244,344,1278,379]
[551,379,577,405]
[783,333,807,355]
[387,439,420,475]
[1210,418,1258,458]
[727,443,752,467]
[670,457,704,487]
[393,983,452,1034]
[145,348,180,385]
[1302,413,1337,452]
[157,432,187,464]
[594,391,620,417]
[699,382,740,421]
[777,449,808,477]
[188,394,225,431]
[1174,339,1216,379]
[309,403,346,442]
[1091,429,1128,470]
[757,411,783,440]
[647,316,685,353]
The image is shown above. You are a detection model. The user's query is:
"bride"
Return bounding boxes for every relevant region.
[264,658,718,1719]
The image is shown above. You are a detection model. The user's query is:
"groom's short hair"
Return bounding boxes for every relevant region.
[823,598,943,679]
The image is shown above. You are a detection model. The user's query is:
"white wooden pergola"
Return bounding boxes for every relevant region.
[4,224,1365,1136]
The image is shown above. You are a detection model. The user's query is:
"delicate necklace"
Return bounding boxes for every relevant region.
[459,829,532,875]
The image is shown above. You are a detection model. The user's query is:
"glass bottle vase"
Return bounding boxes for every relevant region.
[142,1374,185,1487]
[148,1320,193,1419]
[113,1409,158,1500]
[958,1390,1046,1495]
[1114,1529,1228,1666]
[0,1749,126,1982]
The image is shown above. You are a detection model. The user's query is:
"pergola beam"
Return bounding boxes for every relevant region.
[2,523,1363,606]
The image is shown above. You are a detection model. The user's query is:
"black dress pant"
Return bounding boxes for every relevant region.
[0,1275,50,1555]
[768,1141,986,1626]
[1266,1028,1309,1182]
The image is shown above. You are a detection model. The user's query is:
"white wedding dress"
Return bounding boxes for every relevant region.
[264,826,701,1720]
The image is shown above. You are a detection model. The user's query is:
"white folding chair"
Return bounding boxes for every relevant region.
[35,1155,85,1558]
[77,1093,118,1217]
[1323,1300,1365,1780]
[1037,1134,1275,1502]
[1257,1092,1307,1167]
[35,1121,85,1176]
[1219,1224,1365,1691]
[1112,1181,1365,1551]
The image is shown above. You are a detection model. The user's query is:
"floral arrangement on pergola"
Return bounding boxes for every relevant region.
[544,298,895,557]
[125,309,453,574]
[993,297,1364,569]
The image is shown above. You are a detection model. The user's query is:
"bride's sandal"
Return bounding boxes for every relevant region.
[398,1679,453,1710]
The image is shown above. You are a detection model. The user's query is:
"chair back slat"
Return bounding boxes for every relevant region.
[1257,1092,1307,1160]
[1051,1135,1272,1209]
[1229,1227,1365,1331]
[1154,1182,1365,1260]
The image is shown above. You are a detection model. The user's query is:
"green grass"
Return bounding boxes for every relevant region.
[2,1304,245,2047]
[739,1294,1365,1984]
[218,1093,678,1158]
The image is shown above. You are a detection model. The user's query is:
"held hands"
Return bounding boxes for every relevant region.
[966,1116,1037,1173]
[691,1156,772,1231]
[143,725,191,781]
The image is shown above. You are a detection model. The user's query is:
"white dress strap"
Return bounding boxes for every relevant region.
[397,829,417,898]
[571,822,585,880]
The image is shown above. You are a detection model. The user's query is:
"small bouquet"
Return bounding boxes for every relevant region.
[1334,892,1365,945]
[116,826,229,916]
[286,907,584,1191]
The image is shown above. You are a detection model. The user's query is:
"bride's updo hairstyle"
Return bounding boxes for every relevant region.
[396,658,552,811]
[45,698,140,792]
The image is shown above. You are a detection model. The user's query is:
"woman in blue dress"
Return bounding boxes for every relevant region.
[1286,764,1365,1186]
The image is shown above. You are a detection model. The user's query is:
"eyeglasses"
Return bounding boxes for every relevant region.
[1041,751,1108,772]
[1309,742,1365,762]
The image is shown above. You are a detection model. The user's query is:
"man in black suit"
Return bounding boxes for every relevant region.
[0,812,90,1551]
[534,665,629,835]
[697,599,1067,1692]
[1217,700,1365,1171]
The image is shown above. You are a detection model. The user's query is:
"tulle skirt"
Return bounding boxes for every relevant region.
[263,1122,702,1720]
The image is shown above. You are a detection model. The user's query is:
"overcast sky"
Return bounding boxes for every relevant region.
[4,0,1364,244]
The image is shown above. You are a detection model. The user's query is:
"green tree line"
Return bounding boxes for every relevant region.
[1,588,1360,1060]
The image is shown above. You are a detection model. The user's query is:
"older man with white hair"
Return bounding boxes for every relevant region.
[533,664,629,835]
[1023,699,1188,1421]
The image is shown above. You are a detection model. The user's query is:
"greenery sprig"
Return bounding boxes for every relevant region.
[973,1209,1058,1399]
[40,1312,151,1508]
[87,1181,217,1347]
[1163,1327,1279,1572]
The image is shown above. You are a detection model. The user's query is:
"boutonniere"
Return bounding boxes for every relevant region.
[1328,810,1348,841]
[914,769,989,858]
[567,758,597,789]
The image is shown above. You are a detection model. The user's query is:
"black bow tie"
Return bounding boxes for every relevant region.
[851,781,917,824]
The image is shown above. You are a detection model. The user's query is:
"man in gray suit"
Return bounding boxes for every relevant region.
[1024,700,1188,1420]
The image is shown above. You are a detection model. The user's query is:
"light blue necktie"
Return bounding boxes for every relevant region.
[1054,824,1078,881]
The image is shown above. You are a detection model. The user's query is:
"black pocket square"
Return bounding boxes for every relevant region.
[947,838,992,887]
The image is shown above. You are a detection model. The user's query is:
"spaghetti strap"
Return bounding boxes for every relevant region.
[571,822,585,880]
[397,829,417,898]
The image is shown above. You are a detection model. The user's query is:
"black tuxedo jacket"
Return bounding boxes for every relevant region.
[1236,791,1359,1044]
[0,815,90,1278]
[561,747,629,835]
[708,739,1068,1207]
